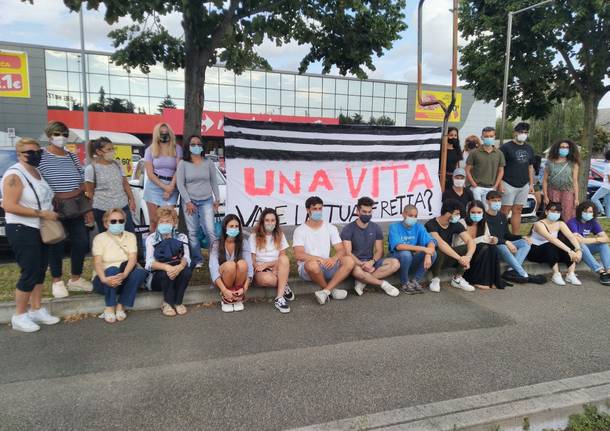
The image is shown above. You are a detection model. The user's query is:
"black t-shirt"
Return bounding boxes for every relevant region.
[442,187,474,214]
[485,212,521,244]
[500,141,535,188]
[424,218,465,246]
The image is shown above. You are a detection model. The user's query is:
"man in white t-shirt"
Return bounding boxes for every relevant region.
[292,196,355,305]
[591,150,610,216]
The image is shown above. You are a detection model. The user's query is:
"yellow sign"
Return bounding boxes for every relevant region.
[415,90,461,122]
[114,145,133,176]
[0,50,30,98]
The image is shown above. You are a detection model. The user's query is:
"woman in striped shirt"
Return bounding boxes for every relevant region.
[38,121,93,299]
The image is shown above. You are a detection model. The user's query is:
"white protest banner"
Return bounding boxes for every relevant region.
[224,118,442,226]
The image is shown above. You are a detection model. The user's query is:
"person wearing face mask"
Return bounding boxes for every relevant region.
[527,202,582,286]
[143,123,183,232]
[292,196,355,305]
[1,138,61,332]
[566,201,610,285]
[38,121,93,299]
[341,197,400,297]
[424,199,476,292]
[542,139,580,221]
[444,127,464,189]
[84,137,136,233]
[441,168,474,211]
[92,208,147,323]
[465,126,505,208]
[485,191,546,284]
[249,208,293,313]
[209,214,253,313]
[459,136,481,168]
[387,204,435,294]
[145,207,192,316]
[175,135,220,269]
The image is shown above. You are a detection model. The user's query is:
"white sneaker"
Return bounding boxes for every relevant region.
[552,272,566,286]
[28,308,60,325]
[353,280,366,296]
[221,301,234,313]
[195,262,204,269]
[451,276,475,292]
[11,313,40,332]
[330,289,348,300]
[314,290,330,305]
[565,272,582,286]
[233,301,245,312]
[380,281,400,297]
[429,277,441,293]
[52,281,69,298]
[67,277,93,292]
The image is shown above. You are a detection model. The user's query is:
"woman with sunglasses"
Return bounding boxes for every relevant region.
[84,137,136,233]
[92,208,147,323]
[175,135,220,268]
[1,138,61,332]
[38,121,92,299]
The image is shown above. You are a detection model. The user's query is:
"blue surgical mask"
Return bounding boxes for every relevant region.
[226,227,240,238]
[490,201,502,212]
[108,223,125,235]
[483,137,494,146]
[450,214,461,224]
[310,211,323,221]
[403,217,417,227]
[582,212,594,222]
[547,212,561,222]
[157,223,173,235]
[190,145,203,155]
[469,213,483,223]
[558,148,569,157]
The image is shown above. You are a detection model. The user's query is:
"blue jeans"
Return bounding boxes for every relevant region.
[591,187,610,215]
[93,266,147,307]
[497,239,531,277]
[580,243,610,273]
[392,250,437,284]
[183,197,216,265]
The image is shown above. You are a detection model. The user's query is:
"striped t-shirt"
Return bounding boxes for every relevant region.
[38,149,84,192]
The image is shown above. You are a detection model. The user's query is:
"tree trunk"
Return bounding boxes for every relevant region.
[183,50,207,141]
[578,93,600,203]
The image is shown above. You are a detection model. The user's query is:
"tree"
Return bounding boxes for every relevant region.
[460,1,610,197]
[339,112,395,126]
[370,115,395,126]
[158,95,177,113]
[87,86,106,112]
[50,0,406,140]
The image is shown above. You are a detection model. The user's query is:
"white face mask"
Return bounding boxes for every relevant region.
[51,136,66,148]
[516,133,528,143]
[453,179,465,188]
[102,151,115,161]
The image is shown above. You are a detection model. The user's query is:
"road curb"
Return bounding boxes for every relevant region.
[290,371,610,431]
[0,261,589,324]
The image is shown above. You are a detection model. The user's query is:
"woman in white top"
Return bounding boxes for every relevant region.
[249,208,293,313]
[526,201,582,286]
[0,138,60,332]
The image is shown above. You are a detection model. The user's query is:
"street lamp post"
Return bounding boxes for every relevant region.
[499,0,554,142]
[79,5,90,150]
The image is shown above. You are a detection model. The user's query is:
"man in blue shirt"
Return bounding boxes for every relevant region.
[388,204,436,294]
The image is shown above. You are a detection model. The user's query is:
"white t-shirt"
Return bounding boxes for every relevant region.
[603,163,610,187]
[292,221,342,269]
[248,232,289,263]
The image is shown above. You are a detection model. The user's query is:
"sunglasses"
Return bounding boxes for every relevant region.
[21,149,43,156]
[52,132,69,137]
[109,219,125,224]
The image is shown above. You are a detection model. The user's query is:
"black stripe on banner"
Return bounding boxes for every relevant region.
[225,146,439,162]
[224,131,440,147]
[224,118,441,136]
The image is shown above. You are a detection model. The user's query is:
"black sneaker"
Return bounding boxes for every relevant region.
[502,270,529,284]
[599,272,610,285]
[527,274,547,284]
[411,280,426,294]
[274,296,290,313]
[283,285,295,301]
[401,283,417,295]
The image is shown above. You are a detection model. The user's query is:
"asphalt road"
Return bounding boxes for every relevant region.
[0,275,609,431]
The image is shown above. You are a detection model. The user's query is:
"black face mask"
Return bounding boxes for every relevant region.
[24,150,42,167]
[359,214,372,223]
[448,138,459,148]
[466,141,477,151]
[160,133,170,143]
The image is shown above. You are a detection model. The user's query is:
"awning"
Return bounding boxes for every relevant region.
[39,128,144,147]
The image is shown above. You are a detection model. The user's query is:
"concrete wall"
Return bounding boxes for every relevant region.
[0,43,48,143]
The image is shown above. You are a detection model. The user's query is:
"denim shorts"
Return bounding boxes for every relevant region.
[143,178,178,206]
[298,260,341,281]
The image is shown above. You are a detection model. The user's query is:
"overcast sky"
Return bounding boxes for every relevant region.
[3,0,609,110]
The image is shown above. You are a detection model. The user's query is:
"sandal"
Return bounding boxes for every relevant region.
[175,304,187,315]
[162,303,176,317]
[115,309,127,321]
[99,310,116,324]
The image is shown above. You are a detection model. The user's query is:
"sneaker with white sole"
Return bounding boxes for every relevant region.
[551,272,566,286]
[314,290,330,305]
[451,276,475,292]
[380,281,400,297]
[28,308,60,325]
[429,277,441,293]
[283,285,295,301]
[565,272,582,286]
[353,280,366,296]
[11,313,40,332]
[233,301,245,312]
[274,296,290,313]
[67,277,93,292]
[52,281,69,298]
[221,300,234,313]
[195,262,204,269]
[330,289,348,300]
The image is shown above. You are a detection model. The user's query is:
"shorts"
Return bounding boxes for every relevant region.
[501,181,529,206]
[6,224,49,292]
[143,177,178,206]
[298,260,341,281]
[373,257,388,269]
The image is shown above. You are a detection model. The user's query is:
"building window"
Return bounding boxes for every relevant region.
[109,75,130,96]
[361,81,373,97]
[236,86,251,104]
[219,68,235,85]
[335,79,348,95]
[309,92,322,108]
[251,71,266,88]
[267,72,281,89]
[373,82,385,97]
[130,77,148,96]
[281,90,295,107]
[348,80,361,96]
[295,91,308,107]
[88,74,110,95]
[87,54,108,75]
[266,88,281,106]
[204,83,220,102]
[167,80,185,99]
[309,76,322,93]
[323,78,335,94]
[219,85,235,103]
[281,74,295,90]
[148,78,167,97]
[45,50,67,71]
[235,70,251,87]
[251,87,265,104]
[46,70,68,91]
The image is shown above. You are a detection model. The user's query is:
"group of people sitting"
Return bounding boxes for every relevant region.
[3,120,609,333]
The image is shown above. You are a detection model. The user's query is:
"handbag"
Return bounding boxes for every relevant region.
[54,153,92,219]
[10,168,66,245]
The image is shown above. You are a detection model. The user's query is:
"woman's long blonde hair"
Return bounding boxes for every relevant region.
[151,123,177,158]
